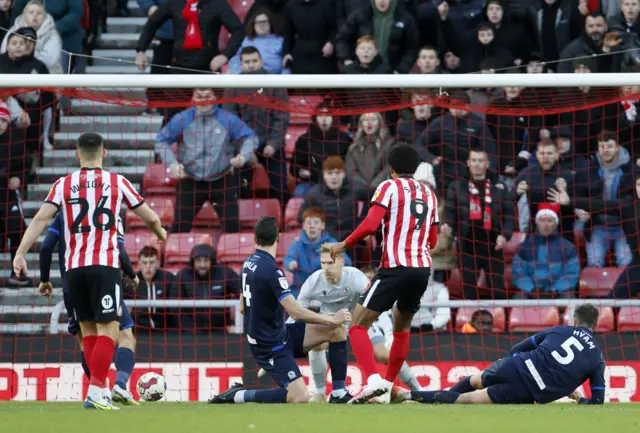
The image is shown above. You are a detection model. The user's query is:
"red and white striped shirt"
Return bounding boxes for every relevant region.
[372,177,438,268]
[44,168,144,271]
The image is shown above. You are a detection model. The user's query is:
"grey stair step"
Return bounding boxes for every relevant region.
[86,65,150,74]
[106,17,147,33]
[0,269,62,283]
[1,287,63,297]
[91,49,153,66]
[28,179,142,200]
[98,33,143,49]
[43,149,154,167]
[69,99,146,115]
[55,131,155,149]
[128,0,145,16]
[35,165,145,184]
[84,87,148,101]
[6,294,64,306]
[60,115,162,133]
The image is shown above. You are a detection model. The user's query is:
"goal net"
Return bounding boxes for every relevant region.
[0,73,639,403]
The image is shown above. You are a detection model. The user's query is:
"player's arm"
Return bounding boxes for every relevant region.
[14,203,58,268]
[343,205,386,248]
[39,214,61,283]
[509,328,551,355]
[120,176,167,242]
[118,238,137,280]
[280,295,350,325]
[577,356,606,405]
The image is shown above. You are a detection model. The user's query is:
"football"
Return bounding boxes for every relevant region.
[136,372,167,402]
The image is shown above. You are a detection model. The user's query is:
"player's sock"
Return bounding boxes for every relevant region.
[308,349,328,397]
[328,341,347,397]
[82,335,97,372]
[348,325,379,379]
[383,331,410,383]
[234,389,288,404]
[115,347,135,389]
[398,362,421,391]
[410,390,459,404]
[89,336,116,390]
[449,376,474,394]
[80,352,91,380]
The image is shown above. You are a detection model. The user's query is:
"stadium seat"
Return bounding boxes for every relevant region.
[289,95,324,124]
[252,163,270,194]
[123,231,164,265]
[284,126,308,159]
[562,306,614,332]
[193,201,221,227]
[239,199,282,229]
[217,233,255,263]
[455,307,506,332]
[574,231,587,267]
[276,230,302,263]
[284,198,304,230]
[228,0,253,20]
[509,307,560,332]
[165,232,214,265]
[142,163,177,195]
[618,307,640,331]
[126,196,174,229]
[447,268,493,299]
[579,267,623,298]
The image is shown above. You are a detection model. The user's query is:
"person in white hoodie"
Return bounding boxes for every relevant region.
[1,0,62,74]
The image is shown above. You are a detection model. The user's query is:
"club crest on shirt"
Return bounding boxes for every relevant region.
[372,189,380,201]
[344,286,350,294]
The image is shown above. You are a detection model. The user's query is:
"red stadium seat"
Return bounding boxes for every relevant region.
[455,307,506,332]
[142,163,177,195]
[276,230,302,263]
[509,307,560,332]
[252,163,270,194]
[126,196,174,229]
[165,232,214,265]
[285,198,304,230]
[447,268,463,298]
[123,231,164,265]
[574,231,587,267]
[284,126,308,159]
[228,0,253,20]
[193,202,221,228]
[579,267,623,298]
[217,233,255,263]
[289,95,324,124]
[562,306,614,332]
[239,199,282,229]
[618,307,640,331]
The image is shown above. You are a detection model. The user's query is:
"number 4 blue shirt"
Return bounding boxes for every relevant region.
[511,325,606,404]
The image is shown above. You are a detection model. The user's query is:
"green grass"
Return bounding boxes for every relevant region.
[2,403,640,433]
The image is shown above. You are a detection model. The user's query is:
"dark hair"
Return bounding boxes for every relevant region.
[76,132,104,156]
[255,216,279,247]
[469,145,487,156]
[598,130,618,144]
[472,309,493,320]
[587,11,606,20]
[573,303,599,329]
[139,245,159,259]
[537,137,558,149]
[478,22,494,33]
[387,143,421,176]
[419,45,438,55]
[240,46,261,59]
[245,8,278,39]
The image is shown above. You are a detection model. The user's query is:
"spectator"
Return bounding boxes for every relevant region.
[460,309,494,333]
[0,100,28,286]
[342,35,392,74]
[397,92,440,152]
[0,0,10,43]
[154,88,258,233]
[442,49,461,73]
[12,0,83,73]
[411,270,451,332]
[176,244,241,331]
[282,0,340,74]
[136,0,174,116]
[2,0,63,73]
[290,103,351,197]
[223,47,290,203]
[228,9,290,75]
[345,112,395,191]
[583,131,633,267]
[547,126,589,195]
[136,0,244,74]
[512,202,580,299]
[284,207,353,292]
[298,156,368,241]
[483,0,534,65]
[414,45,445,74]
[127,246,177,330]
[442,147,513,299]
[608,0,640,42]
[336,0,419,74]
[243,0,289,26]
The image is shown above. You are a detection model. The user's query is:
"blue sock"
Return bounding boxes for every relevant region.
[242,388,288,403]
[80,352,91,380]
[115,348,135,389]
[411,390,460,404]
[328,341,347,391]
[449,376,474,393]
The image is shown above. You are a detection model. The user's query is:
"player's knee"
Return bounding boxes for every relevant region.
[329,325,346,343]
[118,329,136,351]
[470,373,483,389]
[286,389,310,404]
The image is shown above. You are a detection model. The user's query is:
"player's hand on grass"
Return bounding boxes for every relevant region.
[332,308,352,325]
[568,390,584,402]
[13,254,27,278]
[39,282,53,298]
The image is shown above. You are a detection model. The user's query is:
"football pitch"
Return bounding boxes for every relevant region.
[2,403,640,433]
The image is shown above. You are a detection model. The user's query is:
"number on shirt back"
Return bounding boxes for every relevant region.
[552,336,585,365]
[242,273,251,306]
[409,198,428,231]
[68,196,115,233]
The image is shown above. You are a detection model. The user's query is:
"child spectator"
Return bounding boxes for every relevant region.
[284,207,353,292]
[461,310,494,333]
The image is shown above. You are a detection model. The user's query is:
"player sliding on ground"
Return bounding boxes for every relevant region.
[39,212,140,405]
[12,132,166,410]
[392,303,605,405]
[209,216,352,404]
[326,143,438,404]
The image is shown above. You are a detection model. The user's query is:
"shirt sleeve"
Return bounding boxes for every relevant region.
[271,268,294,303]
[39,215,62,283]
[297,273,316,308]
[371,179,395,210]
[119,175,145,210]
[44,177,64,209]
[509,328,551,355]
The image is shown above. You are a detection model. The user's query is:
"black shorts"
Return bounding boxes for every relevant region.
[250,322,306,388]
[482,356,535,404]
[359,266,431,314]
[65,266,123,323]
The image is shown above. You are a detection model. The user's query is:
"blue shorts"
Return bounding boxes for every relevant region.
[482,356,535,404]
[63,279,134,336]
[250,321,306,388]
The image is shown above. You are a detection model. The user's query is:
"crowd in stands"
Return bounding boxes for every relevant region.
[3,0,640,333]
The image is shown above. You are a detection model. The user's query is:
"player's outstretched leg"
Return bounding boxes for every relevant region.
[449,375,480,394]
[392,387,493,405]
[112,327,139,406]
[209,377,312,404]
[308,346,328,402]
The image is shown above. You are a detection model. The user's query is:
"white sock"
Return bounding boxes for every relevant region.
[103,388,111,401]
[331,388,347,398]
[398,362,421,391]
[87,385,103,401]
[309,349,328,396]
[233,390,246,404]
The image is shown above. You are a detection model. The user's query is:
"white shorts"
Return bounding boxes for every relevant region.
[368,310,393,346]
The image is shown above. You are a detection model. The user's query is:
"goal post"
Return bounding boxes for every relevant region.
[1,73,640,403]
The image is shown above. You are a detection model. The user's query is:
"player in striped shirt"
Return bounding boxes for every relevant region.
[13,132,166,410]
[326,143,437,404]
[39,212,140,406]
